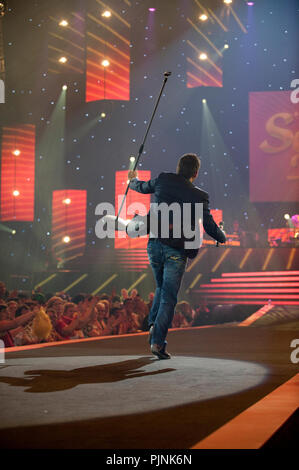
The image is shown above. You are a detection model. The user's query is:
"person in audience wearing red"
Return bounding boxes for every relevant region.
[63,302,85,338]
[100,299,110,320]
[46,296,65,322]
[94,302,112,335]
[7,300,18,320]
[111,295,122,310]
[172,302,191,328]
[132,294,149,328]
[178,301,195,324]
[108,306,127,335]
[121,288,129,301]
[55,296,98,339]
[72,294,88,316]
[82,301,112,337]
[12,304,44,346]
[0,304,35,347]
[123,299,141,333]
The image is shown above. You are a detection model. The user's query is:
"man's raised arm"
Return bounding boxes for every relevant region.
[128,170,157,194]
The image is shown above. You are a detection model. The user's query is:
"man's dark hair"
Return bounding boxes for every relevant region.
[99,293,110,301]
[177,153,201,180]
[72,293,86,305]
[15,304,30,318]
[112,295,121,304]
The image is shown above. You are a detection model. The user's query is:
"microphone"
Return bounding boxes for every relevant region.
[164,71,172,77]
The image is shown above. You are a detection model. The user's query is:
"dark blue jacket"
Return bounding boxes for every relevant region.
[129,172,226,258]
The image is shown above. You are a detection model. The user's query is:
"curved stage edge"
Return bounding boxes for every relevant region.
[0,323,298,449]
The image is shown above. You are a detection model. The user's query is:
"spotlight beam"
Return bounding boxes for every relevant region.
[187,18,223,57]
[229,5,248,34]
[187,57,222,87]
[207,8,228,32]
[96,0,130,28]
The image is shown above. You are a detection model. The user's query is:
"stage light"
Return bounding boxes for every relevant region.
[199,14,208,21]
[59,20,68,27]
[199,53,208,61]
[100,112,106,118]
[12,230,16,235]
[12,190,20,197]
[130,156,136,162]
[224,44,229,49]
[284,214,290,220]
[224,0,232,4]
[149,8,156,12]
[202,99,207,103]
[63,236,71,243]
[62,84,68,91]
[63,198,71,205]
[59,56,68,64]
[247,1,254,5]
[102,10,111,18]
[0,1,6,17]
[12,149,21,156]
[101,59,110,67]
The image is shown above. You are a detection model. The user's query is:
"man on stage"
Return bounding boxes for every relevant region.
[128,153,226,359]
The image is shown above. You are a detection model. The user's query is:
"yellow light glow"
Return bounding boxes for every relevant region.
[199,14,208,21]
[199,53,208,60]
[62,84,68,91]
[224,0,232,4]
[100,112,106,118]
[63,198,71,205]
[63,236,71,243]
[59,56,68,64]
[12,149,21,156]
[284,214,290,220]
[101,59,110,67]
[13,190,20,197]
[102,11,111,18]
[59,20,68,27]
[202,99,207,103]
[224,44,229,49]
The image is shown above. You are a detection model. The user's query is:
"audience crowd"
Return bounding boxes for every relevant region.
[0,281,211,348]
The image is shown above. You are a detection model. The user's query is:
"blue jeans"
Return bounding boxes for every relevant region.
[147,239,187,348]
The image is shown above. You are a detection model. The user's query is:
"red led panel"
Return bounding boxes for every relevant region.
[249,91,299,202]
[210,209,223,225]
[0,124,35,222]
[115,171,151,250]
[86,5,130,102]
[52,190,87,261]
[268,228,296,245]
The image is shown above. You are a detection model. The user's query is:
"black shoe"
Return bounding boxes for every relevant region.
[151,344,171,360]
[148,325,154,345]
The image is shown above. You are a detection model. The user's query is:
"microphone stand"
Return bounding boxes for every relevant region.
[116,71,172,221]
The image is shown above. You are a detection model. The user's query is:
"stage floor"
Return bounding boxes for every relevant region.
[0,323,298,449]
